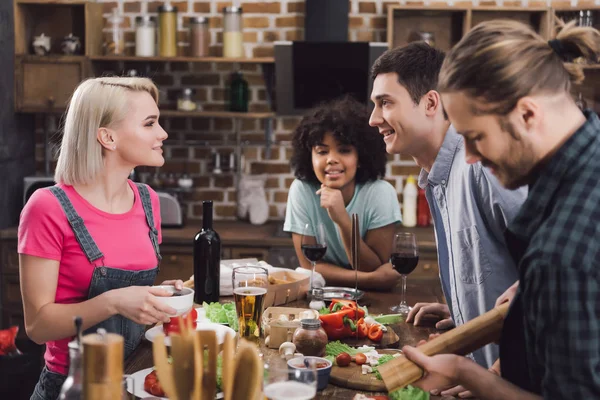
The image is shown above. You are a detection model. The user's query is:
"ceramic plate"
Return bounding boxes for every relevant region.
[145,321,236,347]
[127,367,224,399]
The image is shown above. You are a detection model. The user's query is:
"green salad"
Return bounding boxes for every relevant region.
[388,385,430,400]
[202,301,238,331]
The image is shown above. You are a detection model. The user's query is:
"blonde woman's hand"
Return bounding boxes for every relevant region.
[159,279,184,291]
[110,286,177,325]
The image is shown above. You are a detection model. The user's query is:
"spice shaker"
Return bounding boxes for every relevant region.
[135,16,156,57]
[292,319,328,357]
[104,8,125,55]
[82,329,124,400]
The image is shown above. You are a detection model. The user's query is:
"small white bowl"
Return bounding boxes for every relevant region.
[152,285,194,316]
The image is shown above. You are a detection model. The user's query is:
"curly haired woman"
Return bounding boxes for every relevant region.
[284,96,402,290]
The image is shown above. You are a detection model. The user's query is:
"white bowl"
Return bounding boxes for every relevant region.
[152,285,194,316]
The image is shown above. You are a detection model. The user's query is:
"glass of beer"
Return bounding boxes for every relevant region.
[232,265,269,344]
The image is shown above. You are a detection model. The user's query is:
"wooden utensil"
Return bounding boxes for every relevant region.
[82,330,124,400]
[231,340,263,400]
[171,334,195,400]
[152,334,178,400]
[379,302,510,392]
[221,331,235,400]
[198,330,218,400]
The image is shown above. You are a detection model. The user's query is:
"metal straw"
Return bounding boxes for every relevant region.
[352,214,359,295]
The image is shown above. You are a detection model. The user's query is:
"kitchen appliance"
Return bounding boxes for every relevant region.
[23,176,55,205]
[157,191,183,228]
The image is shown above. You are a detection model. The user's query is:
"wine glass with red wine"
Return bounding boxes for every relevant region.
[301,223,327,297]
[390,232,419,314]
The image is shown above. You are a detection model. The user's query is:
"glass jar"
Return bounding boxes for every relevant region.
[158,4,178,57]
[229,71,248,112]
[292,319,328,357]
[135,16,156,57]
[177,88,197,111]
[223,6,244,58]
[190,17,210,57]
[104,8,125,55]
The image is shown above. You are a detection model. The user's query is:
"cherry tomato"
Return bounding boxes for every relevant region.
[368,324,383,342]
[335,352,352,367]
[354,353,367,365]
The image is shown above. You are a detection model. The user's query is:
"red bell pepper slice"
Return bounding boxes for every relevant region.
[368,324,384,342]
[319,308,355,340]
[329,299,366,319]
[357,318,368,339]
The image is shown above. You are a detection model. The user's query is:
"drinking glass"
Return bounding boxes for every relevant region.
[264,357,318,400]
[390,232,419,314]
[232,265,269,344]
[301,223,327,298]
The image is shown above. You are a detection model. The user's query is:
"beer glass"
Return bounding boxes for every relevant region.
[232,265,269,344]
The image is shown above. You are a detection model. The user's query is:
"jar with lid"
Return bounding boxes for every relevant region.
[223,6,244,58]
[292,319,328,357]
[135,16,156,57]
[158,4,178,57]
[177,88,197,111]
[104,8,125,55]
[190,17,210,57]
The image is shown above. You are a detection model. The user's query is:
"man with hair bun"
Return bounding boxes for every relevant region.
[401,19,600,399]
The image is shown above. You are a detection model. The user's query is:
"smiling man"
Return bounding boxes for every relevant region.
[369,42,526,376]
[401,19,600,400]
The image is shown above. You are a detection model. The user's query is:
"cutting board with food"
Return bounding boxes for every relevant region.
[325,341,402,392]
[319,299,402,349]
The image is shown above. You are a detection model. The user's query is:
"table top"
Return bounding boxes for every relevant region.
[125,280,447,399]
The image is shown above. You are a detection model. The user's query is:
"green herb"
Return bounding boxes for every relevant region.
[373,354,396,380]
[388,385,430,400]
[373,314,405,325]
[325,341,374,357]
[202,301,239,331]
[319,307,330,315]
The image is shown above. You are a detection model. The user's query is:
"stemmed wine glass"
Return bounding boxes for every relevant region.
[390,232,419,314]
[301,223,327,298]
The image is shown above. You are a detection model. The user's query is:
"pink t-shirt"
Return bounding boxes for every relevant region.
[18,180,162,375]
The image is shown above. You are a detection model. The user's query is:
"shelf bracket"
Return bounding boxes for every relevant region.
[264,117,274,159]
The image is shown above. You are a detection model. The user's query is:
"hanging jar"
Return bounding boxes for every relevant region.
[190,17,210,57]
[135,16,156,57]
[158,4,178,57]
[229,71,248,112]
[223,6,244,58]
[104,8,125,55]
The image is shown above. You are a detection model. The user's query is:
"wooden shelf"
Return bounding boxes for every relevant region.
[160,110,275,119]
[21,54,86,62]
[90,56,275,64]
[16,0,87,4]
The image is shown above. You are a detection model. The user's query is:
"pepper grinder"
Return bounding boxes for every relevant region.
[82,328,124,400]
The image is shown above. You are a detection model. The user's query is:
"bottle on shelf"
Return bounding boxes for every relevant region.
[104,8,125,55]
[229,71,249,112]
[158,3,178,57]
[223,6,244,58]
[417,188,430,227]
[194,200,221,304]
[135,16,156,57]
[402,175,418,228]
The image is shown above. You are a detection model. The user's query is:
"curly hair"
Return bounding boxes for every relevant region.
[290,96,387,184]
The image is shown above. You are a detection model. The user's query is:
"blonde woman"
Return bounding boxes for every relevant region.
[401,20,600,400]
[19,77,181,400]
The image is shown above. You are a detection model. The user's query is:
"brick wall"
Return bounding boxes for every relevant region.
[35,0,425,221]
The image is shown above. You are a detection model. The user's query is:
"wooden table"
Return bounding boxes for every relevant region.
[125,280,447,399]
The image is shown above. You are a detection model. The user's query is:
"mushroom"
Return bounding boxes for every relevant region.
[278,342,296,360]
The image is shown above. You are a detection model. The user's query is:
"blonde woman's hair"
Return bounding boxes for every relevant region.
[54,77,159,185]
[439,19,600,115]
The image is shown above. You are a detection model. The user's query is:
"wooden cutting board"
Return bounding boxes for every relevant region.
[329,349,400,392]
[340,326,400,349]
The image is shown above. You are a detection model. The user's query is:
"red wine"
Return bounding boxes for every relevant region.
[194,201,221,304]
[301,244,327,262]
[390,253,419,275]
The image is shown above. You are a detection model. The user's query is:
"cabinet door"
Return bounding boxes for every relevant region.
[229,247,270,261]
[15,57,86,112]
[157,247,194,284]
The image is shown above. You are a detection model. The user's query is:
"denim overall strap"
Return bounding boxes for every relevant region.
[48,186,104,263]
[135,182,162,263]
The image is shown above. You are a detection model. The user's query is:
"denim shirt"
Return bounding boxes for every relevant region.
[418,126,526,368]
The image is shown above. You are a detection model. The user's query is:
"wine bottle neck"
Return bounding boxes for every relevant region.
[203,204,213,230]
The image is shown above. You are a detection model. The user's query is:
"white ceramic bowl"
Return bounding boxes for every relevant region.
[152,285,194,316]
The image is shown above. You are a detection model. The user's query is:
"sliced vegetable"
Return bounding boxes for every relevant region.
[319,307,331,315]
[373,314,404,325]
[325,341,375,357]
[354,353,367,365]
[357,318,368,339]
[368,324,384,342]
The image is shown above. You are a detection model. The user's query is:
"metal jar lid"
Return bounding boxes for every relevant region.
[135,15,156,24]
[300,318,322,330]
[223,6,242,13]
[158,4,178,13]
[190,16,208,25]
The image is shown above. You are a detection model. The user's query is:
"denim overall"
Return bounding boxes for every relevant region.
[31,183,161,400]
